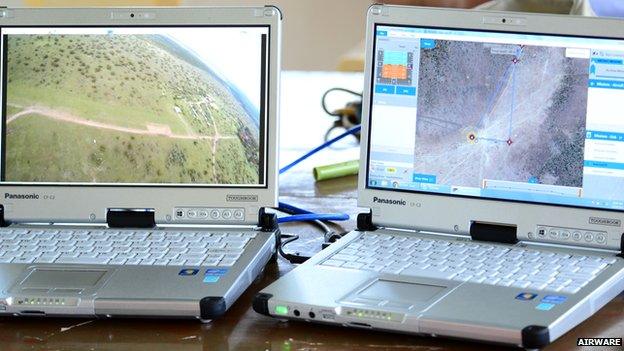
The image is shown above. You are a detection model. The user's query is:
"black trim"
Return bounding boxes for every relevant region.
[258,207,278,232]
[470,222,517,244]
[252,292,272,316]
[521,325,550,349]
[619,232,624,258]
[0,24,270,190]
[106,208,155,228]
[357,211,377,231]
[364,23,624,214]
[1,30,6,180]
[0,204,8,227]
[199,296,227,320]
[257,33,267,187]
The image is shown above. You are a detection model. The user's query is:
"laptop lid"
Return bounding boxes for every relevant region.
[359,5,624,251]
[0,6,281,225]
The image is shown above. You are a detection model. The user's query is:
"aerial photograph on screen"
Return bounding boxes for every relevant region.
[413,40,589,188]
[4,31,261,184]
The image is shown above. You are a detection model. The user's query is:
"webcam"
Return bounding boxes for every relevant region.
[110,11,155,20]
[483,15,527,26]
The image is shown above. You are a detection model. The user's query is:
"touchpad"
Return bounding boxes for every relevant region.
[341,279,447,312]
[359,280,444,303]
[22,269,106,289]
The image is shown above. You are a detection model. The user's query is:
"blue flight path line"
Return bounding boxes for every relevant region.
[509,62,516,139]
[478,44,524,143]
[478,136,507,143]
[508,45,524,140]
[476,63,514,128]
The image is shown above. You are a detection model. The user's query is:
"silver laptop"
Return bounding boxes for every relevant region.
[254,5,624,348]
[0,6,281,321]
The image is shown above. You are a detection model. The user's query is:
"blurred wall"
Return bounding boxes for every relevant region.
[3,0,487,70]
[3,0,373,71]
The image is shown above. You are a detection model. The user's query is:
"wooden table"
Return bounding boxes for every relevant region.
[1,72,622,350]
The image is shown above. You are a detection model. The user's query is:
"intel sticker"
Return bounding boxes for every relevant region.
[542,295,567,305]
[203,268,228,284]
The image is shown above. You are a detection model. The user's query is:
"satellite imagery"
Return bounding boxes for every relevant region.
[413,40,590,188]
[4,32,261,184]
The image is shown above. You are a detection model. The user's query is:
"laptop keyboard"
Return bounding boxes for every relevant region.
[0,228,256,267]
[321,233,619,294]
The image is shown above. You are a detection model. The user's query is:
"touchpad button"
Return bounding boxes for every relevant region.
[22,269,106,289]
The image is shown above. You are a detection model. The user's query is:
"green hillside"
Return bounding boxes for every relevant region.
[5,34,260,184]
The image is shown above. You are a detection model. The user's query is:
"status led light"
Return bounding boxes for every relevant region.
[275,305,288,315]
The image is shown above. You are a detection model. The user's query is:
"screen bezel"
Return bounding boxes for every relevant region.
[0,7,281,225]
[365,21,624,213]
[1,24,269,188]
[358,5,624,251]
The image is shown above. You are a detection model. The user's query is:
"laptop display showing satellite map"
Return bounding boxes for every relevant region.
[368,25,624,211]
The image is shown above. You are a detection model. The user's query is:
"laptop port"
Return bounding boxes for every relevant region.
[293,309,300,317]
[308,311,316,319]
[20,310,46,316]
[348,322,372,328]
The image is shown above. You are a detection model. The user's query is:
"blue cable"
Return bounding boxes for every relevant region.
[278,213,350,223]
[278,201,313,214]
[277,125,361,224]
[279,125,362,175]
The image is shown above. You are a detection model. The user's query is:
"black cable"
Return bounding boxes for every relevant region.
[278,233,308,264]
[321,87,363,116]
[274,205,343,264]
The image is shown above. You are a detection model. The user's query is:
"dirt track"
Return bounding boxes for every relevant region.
[7,106,236,141]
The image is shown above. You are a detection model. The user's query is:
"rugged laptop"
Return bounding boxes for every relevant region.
[0,6,281,321]
[254,5,624,348]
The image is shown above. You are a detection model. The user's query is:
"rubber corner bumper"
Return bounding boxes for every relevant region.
[199,297,227,320]
[252,293,273,316]
[522,325,550,349]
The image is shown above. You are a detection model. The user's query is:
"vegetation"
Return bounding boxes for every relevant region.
[5,34,260,184]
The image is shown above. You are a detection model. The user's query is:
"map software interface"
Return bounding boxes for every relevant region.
[0,26,267,186]
[368,25,624,211]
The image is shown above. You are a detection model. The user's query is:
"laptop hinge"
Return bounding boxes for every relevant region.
[258,207,278,232]
[470,221,518,244]
[0,205,9,227]
[357,211,378,231]
[106,208,155,229]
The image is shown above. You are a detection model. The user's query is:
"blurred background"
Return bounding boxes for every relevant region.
[0,0,528,71]
[3,0,615,71]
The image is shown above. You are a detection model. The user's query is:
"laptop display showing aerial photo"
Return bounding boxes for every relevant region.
[1,26,268,186]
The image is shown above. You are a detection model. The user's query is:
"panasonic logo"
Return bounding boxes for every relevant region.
[5,193,39,200]
[373,197,407,206]
[589,217,621,227]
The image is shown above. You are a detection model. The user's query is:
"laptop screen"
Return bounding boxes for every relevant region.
[0,26,268,187]
[368,24,624,211]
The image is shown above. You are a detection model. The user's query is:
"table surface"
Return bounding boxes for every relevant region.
[1,72,622,351]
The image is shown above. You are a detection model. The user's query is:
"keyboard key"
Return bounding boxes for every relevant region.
[218,258,237,266]
[342,261,365,269]
[401,267,457,280]
[333,254,359,262]
[322,259,345,267]
[153,259,170,266]
[56,257,111,265]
